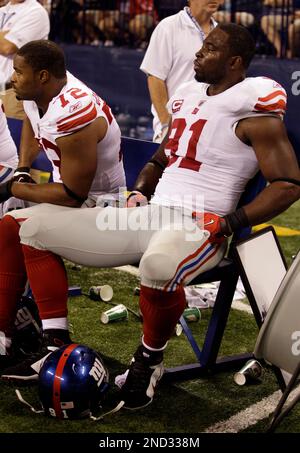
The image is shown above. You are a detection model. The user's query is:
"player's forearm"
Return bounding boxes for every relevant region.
[133,162,164,199]
[11,182,82,207]
[133,137,169,199]
[0,33,17,56]
[18,118,41,167]
[18,145,40,168]
[147,75,171,125]
[242,181,300,226]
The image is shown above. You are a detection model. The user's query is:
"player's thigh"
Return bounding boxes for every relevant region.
[19,205,155,267]
[139,215,227,288]
[4,203,74,221]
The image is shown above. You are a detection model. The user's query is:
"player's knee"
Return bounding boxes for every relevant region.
[139,251,176,284]
[19,217,42,247]
[0,214,20,241]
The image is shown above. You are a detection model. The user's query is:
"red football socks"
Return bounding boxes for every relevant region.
[23,245,68,319]
[139,284,186,349]
[0,216,27,335]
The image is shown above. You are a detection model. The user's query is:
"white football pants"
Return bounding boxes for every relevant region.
[7,203,227,290]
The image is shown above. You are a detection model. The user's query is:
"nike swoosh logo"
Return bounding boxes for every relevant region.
[204,220,214,226]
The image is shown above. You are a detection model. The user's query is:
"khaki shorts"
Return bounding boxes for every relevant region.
[0,88,25,120]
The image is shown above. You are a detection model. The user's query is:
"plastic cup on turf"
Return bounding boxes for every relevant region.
[89,285,113,302]
[234,360,263,386]
[183,307,201,322]
[101,304,128,324]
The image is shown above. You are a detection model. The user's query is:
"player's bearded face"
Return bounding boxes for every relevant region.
[194,62,227,84]
[194,51,228,84]
[11,56,40,101]
[194,29,229,84]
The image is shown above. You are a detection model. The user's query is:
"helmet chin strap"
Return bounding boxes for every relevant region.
[90,401,125,421]
[16,388,125,421]
[15,389,44,414]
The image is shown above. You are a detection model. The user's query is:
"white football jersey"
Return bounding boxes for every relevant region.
[152,77,287,216]
[23,72,125,200]
[0,101,18,169]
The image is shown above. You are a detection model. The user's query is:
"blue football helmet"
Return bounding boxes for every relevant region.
[39,344,109,419]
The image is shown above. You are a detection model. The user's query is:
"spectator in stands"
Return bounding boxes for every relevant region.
[0,0,50,119]
[213,0,255,27]
[98,1,157,48]
[260,0,294,57]
[128,0,157,49]
[288,1,300,57]
[98,1,129,47]
[1,26,299,414]
[0,40,125,371]
[140,0,224,143]
[78,12,105,45]
[49,0,84,44]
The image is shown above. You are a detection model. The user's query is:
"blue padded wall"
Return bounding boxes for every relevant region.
[62,45,150,118]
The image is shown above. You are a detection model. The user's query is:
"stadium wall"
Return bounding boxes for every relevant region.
[62,45,300,159]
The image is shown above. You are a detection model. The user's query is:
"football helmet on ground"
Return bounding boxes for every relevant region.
[38,344,109,419]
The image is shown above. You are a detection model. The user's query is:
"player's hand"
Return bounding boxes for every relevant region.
[13,167,36,184]
[0,179,14,202]
[153,123,169,144]
[126,191,148,208]
[192,212,229,244]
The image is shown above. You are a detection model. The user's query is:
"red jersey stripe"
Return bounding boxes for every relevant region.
[57,105,97,132]
[254,99,286,112]
[56,101,93,125]
[163,238,208,291]
[258,90,287,103]
[102,102,113,124]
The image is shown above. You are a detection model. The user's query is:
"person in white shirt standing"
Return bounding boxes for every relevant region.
[0,0,50,119]
[140,0,224,143]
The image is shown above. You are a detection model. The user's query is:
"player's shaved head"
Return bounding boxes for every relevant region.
[17,40,66,79]
[217,23,256,69]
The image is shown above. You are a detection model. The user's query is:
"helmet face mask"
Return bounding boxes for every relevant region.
[39,344,109,419]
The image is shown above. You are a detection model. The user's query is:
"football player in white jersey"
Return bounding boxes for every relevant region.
[0,99,21,217]
[2,26,300,413]
[0,40,125,370]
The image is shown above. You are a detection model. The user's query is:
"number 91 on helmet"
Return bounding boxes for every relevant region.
[38,343,109,419]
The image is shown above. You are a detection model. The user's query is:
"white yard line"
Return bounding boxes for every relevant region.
[114,265,139,277]
[204,385,300,433]
[231,300,253,314]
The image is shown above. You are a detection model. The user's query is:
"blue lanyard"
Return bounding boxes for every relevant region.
[0,11,16,30]
[184,6,214,41]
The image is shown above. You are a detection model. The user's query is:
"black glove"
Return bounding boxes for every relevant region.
[13,167,36,184]
[0,179,13,203]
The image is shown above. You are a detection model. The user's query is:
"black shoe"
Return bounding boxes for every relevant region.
[117,344,164,410]
[1,329,71,382]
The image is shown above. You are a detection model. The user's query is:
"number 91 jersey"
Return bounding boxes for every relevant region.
[23,72,125,199]
[152,76,287,216]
